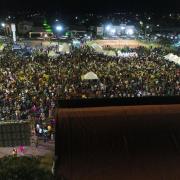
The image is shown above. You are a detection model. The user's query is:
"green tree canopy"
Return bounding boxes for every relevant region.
[0,156,53,180]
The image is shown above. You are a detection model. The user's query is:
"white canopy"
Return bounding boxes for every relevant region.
[48,51,59,58]
[104,50,116,57]
[164,53,180,65]
[91,43,103,53]
[59,43,70,54]
[81,71,99,80]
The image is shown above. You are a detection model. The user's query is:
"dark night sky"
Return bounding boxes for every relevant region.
[1,0,180,13]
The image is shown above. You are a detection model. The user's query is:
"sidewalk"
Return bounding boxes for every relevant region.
[0,139,54,158]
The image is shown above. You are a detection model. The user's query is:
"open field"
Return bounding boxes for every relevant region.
[88,39,160,49]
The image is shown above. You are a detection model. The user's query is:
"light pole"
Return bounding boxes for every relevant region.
[55,25,63,49]
[1,23,6,36]
[11,24,16,43]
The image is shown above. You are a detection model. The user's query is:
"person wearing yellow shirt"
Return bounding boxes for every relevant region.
[47,125,52,132]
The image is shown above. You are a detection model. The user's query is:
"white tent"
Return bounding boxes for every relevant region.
[48,51,59,58]
[91,43,103,53]
[59,43,70,54]
[81,72,99,80]
[164,53,180,65]
[104,50,116,57]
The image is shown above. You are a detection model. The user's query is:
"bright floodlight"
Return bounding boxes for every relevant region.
[1,23,5,27]
[126,29,134,35]
[105,25,111,31]
[56,25,63,31]
[121,26,125,30]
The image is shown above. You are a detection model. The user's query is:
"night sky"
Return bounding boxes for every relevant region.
[1,0,180,13]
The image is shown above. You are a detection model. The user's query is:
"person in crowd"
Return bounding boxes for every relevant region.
[0,45,179,125]
[12,148,17,156]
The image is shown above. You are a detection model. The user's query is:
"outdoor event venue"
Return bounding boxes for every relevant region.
[0,23,180,179]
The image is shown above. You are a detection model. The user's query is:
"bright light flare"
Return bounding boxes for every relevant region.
[56,25,63,31]
[105,25,111,31]
[1,23,5,27]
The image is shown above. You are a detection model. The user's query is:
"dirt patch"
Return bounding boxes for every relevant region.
[94,39,147,48]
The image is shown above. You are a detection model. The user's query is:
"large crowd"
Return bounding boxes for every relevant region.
[0,45,179,121]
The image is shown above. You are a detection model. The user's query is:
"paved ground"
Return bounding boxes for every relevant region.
[0,139,54,158]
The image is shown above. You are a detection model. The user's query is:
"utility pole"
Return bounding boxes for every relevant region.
[11,24,16,43]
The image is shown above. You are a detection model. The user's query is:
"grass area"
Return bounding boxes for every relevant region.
[0,155,54,180]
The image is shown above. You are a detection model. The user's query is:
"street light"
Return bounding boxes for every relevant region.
[146,25,149,29]
[105,25,111,31]
[1,23,5,27]
[56,25,63,31]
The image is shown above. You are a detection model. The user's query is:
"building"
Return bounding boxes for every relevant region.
[96,24,137,37]
[17,21,33,35]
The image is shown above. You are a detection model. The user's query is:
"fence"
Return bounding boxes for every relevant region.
[0,121,31,147]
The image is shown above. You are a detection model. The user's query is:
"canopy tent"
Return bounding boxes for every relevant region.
[59,43,70,54]
[104,50,116,57]
[48,51,59,58]
[81,71,99,80]
[164,53,180,65]
[91,43,103,53]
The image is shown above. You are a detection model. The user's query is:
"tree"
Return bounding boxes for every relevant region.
[0,156,53,180]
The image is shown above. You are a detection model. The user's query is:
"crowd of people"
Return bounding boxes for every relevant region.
[0,44,179,122]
